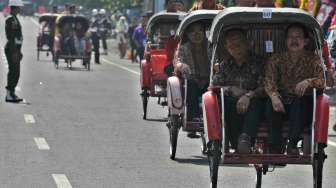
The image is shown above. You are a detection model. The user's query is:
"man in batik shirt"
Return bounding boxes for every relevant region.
[265,24,325,154]
[213,29,264,154]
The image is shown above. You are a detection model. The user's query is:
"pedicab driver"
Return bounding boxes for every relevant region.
[4,0,24,103]
[265,24,325,154]
[190,0,225,11]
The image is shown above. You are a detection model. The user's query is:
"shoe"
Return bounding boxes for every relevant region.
[237,133,251,154]
[187,131,200,139]
[5,90,22,103]
[95,61,100,64]
[333,124,336,132]
[286,143,300,155]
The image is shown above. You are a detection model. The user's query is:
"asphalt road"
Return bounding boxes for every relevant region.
[0,15,335,188]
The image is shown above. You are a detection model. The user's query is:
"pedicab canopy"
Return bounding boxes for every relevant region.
[39,13,59,23]
[56,15,90,32]
[208,7,324,48]
[175,10,221,38]
[146,11,187,34]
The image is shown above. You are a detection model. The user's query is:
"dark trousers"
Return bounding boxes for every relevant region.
[5,47,21,92]
[101,34,108,50]
[225,96,263,149]
[136,47,144,61]
[130,43,137,62]
[186,79,208,121]
[266,96,313,152]
[91,33,100,63]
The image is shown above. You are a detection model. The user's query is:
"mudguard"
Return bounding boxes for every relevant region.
[141,59,152,89]
[202,91,222,141]
[167,76,184,115]
[315,94,330,144]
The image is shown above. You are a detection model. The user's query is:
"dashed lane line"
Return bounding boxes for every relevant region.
[24,114,36,124]
[30,17,39,26]
[34,137,50,150]
[52,174,73,188]
[102,58,140,76]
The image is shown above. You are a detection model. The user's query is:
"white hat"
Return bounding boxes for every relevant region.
[92,9,98,16]
[99,9,106,14]
[8,0,24,7]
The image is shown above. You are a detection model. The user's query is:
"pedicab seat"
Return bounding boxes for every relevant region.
[150,49,169,81]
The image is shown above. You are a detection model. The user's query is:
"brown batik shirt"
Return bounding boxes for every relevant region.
[212,55,265,98]
[265,51,325,97]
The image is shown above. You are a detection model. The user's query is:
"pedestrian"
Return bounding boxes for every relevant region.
[90,9,101,64]
[116,16,129,58]
[132,14,148,62]
[98,9,109,55]
[4,0,24,102]
[190,0,225,11]
[166,0,186,12]
[128,18,137,62]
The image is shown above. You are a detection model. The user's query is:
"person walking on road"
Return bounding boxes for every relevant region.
[98,9,110,55]
[132,14,148,63]
[128,18,137,62]
[4,0,24,102]
[116,16,129,58]
[90,9,101,64]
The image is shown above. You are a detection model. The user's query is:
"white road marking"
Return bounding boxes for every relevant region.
[329,140,336,147]
[1,47,8,69]
[34,137,50,150]
[24,114,36,124]
[52,174,73,188]
[102,58,140,76]
[30,17,39,26]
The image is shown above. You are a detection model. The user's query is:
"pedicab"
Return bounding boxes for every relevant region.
[166,10,221,160]
[141,11,186,119]
[37,13,58,60]
[202,7,330,188]
[53,15,92,70]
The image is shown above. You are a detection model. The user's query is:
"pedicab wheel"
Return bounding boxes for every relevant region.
[54,57,59,69]
[313,143,326,188]
[169,115,180,160]
[208,140,221,188]
[255,167,262,188]
[141,88,149,120]
[201,132,207,155]
[87,62,90,71]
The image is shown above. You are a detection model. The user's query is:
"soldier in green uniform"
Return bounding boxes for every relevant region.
[4,0,24,102]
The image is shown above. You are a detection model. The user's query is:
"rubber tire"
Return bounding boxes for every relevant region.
[142,88,149,120]
[313,143,325,188]
[256,167,262,188]
[54,57,59,69]
[201,132,207,155]
[208,140,221,188]
[169,115,180,160]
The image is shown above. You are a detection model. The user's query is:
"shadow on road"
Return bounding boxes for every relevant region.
[173,155,208,166]
[145,118,168,122]
[56,66,91,72]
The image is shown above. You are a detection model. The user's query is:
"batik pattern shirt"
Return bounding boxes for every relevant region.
[212,55,265,97]
[265,51,325,97]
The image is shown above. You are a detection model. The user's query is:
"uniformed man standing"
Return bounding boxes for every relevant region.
[5,0,24,102]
